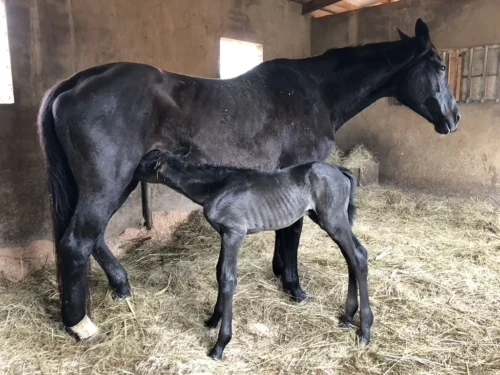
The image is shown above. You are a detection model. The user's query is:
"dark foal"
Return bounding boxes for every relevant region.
[135,150,372,360]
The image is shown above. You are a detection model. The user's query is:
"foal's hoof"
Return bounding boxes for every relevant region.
[357,331,371,347]
[209,346,223,361]
[338,320,355,330]
[358,336,370,347]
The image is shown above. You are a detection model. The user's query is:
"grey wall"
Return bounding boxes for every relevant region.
[311,0,500,194]
[0,0,310,248]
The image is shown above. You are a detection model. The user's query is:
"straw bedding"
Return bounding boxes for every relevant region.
[0,148,499,375]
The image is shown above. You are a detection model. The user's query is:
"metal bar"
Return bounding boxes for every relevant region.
[466,48,474,103]
[141,182,153,230]
[481,46,489,102]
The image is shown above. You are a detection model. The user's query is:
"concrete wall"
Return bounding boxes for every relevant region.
[0,0,310,249]
[311,0,500,195]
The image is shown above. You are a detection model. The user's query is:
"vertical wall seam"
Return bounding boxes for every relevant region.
[66,0,76,73]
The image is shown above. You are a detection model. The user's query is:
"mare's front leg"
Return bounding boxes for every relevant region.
[207,229,245,360]
[273,219,308,302]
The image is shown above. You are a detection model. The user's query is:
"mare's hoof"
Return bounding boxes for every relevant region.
[204,317,220,329]
[287,288,310,304]
[110,284,131,301]
[112,292,132,302]
[80,330,107,346]
[209,346,223,361]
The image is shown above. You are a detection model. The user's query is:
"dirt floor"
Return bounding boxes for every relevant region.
[1,185,499,375]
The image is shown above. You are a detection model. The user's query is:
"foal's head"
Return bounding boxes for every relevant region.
[394,19,461,135]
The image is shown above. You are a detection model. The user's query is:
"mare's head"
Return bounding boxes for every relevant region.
[394,19,461,135]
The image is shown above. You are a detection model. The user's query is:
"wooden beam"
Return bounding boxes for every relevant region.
[448,51,458,100]
[335,1,359,11]
[302,0,343,14]
[456,51,464,101]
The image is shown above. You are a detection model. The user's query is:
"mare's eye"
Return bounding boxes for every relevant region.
[440,65,446,72]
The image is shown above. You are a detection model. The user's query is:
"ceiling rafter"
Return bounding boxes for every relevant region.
[290,0,400,18]
[301,0,343,15]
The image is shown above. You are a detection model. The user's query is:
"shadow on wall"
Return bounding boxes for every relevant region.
[0,105,53,247]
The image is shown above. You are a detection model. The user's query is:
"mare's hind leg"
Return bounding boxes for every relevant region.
[92,180,139,299]
[59,181,136,341]
[273,219,308,303]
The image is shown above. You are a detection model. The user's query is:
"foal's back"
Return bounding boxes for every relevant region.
[204,162,351,234]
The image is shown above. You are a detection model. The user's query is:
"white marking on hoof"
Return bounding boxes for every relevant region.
[69,315,99,340]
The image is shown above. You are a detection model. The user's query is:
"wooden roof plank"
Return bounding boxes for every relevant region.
[334,1,359,11]
[302,0,343,14]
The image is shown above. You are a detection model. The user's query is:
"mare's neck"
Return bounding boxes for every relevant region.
[302,39,421,129]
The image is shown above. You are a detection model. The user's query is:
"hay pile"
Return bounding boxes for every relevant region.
[1,150,500,374]
[327,144,377,170]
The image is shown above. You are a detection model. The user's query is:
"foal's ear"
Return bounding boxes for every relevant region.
[397,28,410,40]
[415,18,430,47]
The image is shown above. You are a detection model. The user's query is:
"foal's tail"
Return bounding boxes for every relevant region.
[338,167,357,226]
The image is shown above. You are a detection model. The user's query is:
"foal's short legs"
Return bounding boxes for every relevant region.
[351,234,372,345]
[328,224,373,346]
[92,180,138,299]
[204,253,224,329]
[273,219,308,302]
[338,259,358,329]
[207,229,245,360]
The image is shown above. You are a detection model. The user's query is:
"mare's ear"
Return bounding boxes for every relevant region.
[415,18,431,49]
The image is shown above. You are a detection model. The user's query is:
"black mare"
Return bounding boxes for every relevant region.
[135,150,368,359]
[37,19,460,340]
